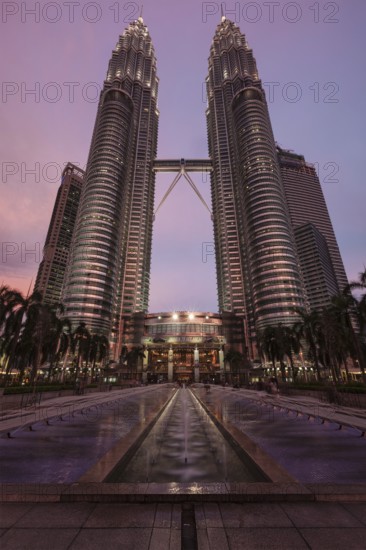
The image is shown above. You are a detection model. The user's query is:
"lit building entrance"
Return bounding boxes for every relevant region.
[119,311,246,383]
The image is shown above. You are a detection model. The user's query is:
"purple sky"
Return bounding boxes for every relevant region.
[1,0,365,313]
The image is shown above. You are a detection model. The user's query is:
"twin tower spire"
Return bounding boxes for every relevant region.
[62,17,304,359]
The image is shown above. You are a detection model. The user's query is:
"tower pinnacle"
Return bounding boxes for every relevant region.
[220,3,226,21]
[138,4,143,23]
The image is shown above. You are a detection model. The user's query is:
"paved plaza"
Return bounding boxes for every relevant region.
[191,386,366,484]
[1,501,366,549]
[1,385,366,548]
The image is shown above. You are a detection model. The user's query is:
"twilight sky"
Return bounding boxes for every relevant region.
[1,0,365,313]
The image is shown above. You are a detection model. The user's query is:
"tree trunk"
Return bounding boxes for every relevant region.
[347,322,366,384]
[5,322,22,387]
[342,355,351,383]
[288,354,296,382]
[75,349,82,382]
[60,347,70,383]
[271,357,276,375]
[280,361,286,383]
[311,344,322,382]
[3,357,11,387]
[47,356,55,382]
[30,345,42,391]
[91,358,97,383]
[329,358,338,383]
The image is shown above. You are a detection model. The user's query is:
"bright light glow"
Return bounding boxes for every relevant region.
[188,313,194,320]
[172,313,178,320]
[205,315,209,319]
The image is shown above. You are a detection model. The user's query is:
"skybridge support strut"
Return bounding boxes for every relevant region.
[153,158,213,219]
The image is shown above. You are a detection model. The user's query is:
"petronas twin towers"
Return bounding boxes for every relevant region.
[63,17,159,349]
[62,15,305,359]
[207,18,304,356]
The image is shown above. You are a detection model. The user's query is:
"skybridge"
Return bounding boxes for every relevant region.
[152,158,213,219]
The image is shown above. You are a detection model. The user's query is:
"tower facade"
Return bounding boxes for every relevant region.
[294,223,339,311]
[63,17,159,343]
[206,17,304,356]
[35,163,84,305]
[277,147,348,294]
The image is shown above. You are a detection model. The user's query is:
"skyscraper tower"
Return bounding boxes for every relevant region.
[35,163,84,305]
[294,222,339,311]
[206,17,304,355]
[277,147,348,294]
[63,17,159,341]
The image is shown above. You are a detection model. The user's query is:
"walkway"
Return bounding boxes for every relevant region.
[1,501,366,549]
[1,384,366,548]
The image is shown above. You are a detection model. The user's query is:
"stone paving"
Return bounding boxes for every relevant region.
[200,386,366,431]
[0,386,175,435]
[1,501,366,549]
[1,385,366,548]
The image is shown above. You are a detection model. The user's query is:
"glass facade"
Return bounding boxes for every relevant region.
[63,17,159,344]
[277,147,348,294]
[63,90,134,335]
[206,17,304,356]
[35,163,84,305]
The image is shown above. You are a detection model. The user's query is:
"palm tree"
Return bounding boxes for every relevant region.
[43,311,72,382]
[293,309,323,382]
[343,268,366,383]
[10,329,34,385]
[258,326,278,374]
[259,325,291,382]
[0,286,19,379]
[2,299,48,387]
[319,305,347,382]
[12,300,66,388]
[71,322,91,383]
[282,325,301,382]
[1,289,43,385]
[348,268,366,292]
[0,285,15,333]
[89,334,109,382]
[22,301,51,387]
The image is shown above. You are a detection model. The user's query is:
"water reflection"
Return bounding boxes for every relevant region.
[110,388,264,483]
